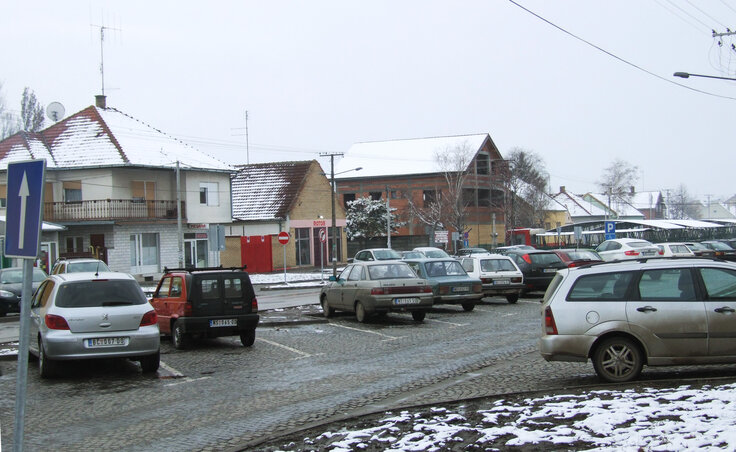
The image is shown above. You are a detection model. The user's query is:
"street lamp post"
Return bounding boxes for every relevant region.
[673,72,736,82]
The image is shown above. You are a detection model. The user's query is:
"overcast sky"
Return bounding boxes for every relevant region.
[3,1,736,199]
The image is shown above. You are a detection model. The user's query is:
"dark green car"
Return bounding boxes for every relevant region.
[404,258,483,311]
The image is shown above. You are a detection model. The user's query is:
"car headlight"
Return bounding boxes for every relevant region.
[0,290,17,299]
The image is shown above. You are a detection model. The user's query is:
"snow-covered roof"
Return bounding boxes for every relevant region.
[0,106,232,172]
[335,134,491,179]
[587,193,644,218]
[666,219,723,228]
[550,191,608,217]
[231,160,315,221]
[630,191,662,209]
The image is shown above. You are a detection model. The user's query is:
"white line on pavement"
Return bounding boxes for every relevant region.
[327,323,403,341]
[164,376,211,387]
[257,338,313,357]
[425,318,467,327]
[159,361,185,378]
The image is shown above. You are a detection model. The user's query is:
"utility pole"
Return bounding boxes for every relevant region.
[386,185,391,249]
[176,161,183,267]
[245,110,250,165]
[320,152,343,277]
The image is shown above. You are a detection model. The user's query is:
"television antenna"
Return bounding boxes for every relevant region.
[46,102,65,122]
[91,22,122,96]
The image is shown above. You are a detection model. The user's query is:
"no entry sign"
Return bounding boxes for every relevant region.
[278,231,290,245]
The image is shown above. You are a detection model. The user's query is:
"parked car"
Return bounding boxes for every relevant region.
[701,241,736,261]
[51,257,111,274]
[28,272,160,378]
[319,261,434,322]
[455,247,489,257]
[400,250,426,259]
[353,248,402,262]
[552,249,604,268]
[595,238,661,261]
[413,247,451,258]
[683,242,717,258]
[403,258,483,311]
[491,245,536,254]
[150,266,260,349]
[716,238,736,249]
[503,249,567,293]
[656,242,695,258]
[540,258,736,383]
[459,254,524,303]
[0,267,47,317]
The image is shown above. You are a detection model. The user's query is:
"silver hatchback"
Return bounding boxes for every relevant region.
[540,258,736,382]
[29,272,160,378]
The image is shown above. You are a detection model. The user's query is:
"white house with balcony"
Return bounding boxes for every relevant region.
[0,97,233,279]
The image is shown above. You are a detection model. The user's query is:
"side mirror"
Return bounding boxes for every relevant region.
[329,275,337,282]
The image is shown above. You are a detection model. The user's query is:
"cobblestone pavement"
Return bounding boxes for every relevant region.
[2,296,734,451]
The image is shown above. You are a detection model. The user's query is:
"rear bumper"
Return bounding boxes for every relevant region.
[538,335,594,363]
[43,325,160,360]
[434,293,484,304]
[174,314,260,337]
[366,294,434,314]
[481,283,525,296]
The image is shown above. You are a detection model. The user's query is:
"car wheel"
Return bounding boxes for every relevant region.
[39,339,58,379]
[461,303,475,312]
[139,351,160,373]
[355,301,367,323]
[592,336,644,383]
[321,296,335,318]
[411,310,426,322]
[172,320,189,350]
[506,293,519,304]
[240,329,256,347]
[0,308,6,317]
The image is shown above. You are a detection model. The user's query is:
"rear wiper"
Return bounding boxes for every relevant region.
[101,301,134,306]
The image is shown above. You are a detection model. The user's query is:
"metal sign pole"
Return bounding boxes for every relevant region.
[13,259,33,452]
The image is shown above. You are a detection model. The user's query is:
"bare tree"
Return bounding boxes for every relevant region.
[436,143,475,251]
[668,184,701,219]
[597,159,639,207]
[503,148,549,233]
[20,87,45,132]
[0,82,19,139]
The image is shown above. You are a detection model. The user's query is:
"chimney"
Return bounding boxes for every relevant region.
[560,186,566,193]
[95,95,107,109]
[630,186,635,195]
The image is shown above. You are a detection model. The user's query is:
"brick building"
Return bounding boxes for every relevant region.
[334,134,508,253]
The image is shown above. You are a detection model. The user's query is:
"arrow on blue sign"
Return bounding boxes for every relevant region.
[5,160,46,259]
[18,172,29,247]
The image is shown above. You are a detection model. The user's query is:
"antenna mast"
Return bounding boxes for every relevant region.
[91,22,121,96]
[245,110,250,165]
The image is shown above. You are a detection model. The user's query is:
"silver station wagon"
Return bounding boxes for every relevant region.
[29,272,160,378]
[540,258,736,382]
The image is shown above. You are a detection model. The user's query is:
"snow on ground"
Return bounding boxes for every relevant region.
[270,382,736,451]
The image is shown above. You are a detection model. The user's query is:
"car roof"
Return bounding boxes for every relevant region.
[461,253,510,259]
[355,260,410,266]
[567,257,733,274]
[403,257,459,263]
[52,271,135,282]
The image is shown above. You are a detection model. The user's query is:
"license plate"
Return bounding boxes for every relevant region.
[494,279,510,285]
[393,297,420,305]
[210,318,237,327]
[87,337,128,347]
[543,268,558,273]
[451,286,469,293]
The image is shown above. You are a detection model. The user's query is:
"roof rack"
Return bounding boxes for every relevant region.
[163,265,247,273]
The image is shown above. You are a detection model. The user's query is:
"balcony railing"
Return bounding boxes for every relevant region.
[43,199,185,222]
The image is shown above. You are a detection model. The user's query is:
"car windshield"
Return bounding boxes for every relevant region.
[529,253,563,265]
[367,264,416,280]
[423,249,449,258]
[687,243,707,251]
[565,250,600,261]
[67,261,111,272]
[708,242,733,251]
[0,269,46,284]
[628,241,654,249]
[374,250,401,260]
[55,280,147,307]
[479,258,516,272]
[424,261,467,277]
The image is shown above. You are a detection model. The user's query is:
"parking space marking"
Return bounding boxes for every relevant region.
[159,361,185,378]
[164,376,210,387]
[327,323,403,341]
[257,338,313,358]
[425,318,467,327]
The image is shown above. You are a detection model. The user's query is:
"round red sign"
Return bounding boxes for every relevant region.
[278,231,290,245]
[319,228,327,243]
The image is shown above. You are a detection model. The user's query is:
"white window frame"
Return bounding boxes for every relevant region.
[199,182,219,206]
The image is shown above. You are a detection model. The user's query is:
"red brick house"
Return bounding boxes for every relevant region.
[334,134,508,253]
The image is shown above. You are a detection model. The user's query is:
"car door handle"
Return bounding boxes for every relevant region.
[714,306,736,313]
[636,306,657,312]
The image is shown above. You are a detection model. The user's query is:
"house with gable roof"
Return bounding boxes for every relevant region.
[0,97,233,278]
[334,134,508,253]
[222,160,347,272]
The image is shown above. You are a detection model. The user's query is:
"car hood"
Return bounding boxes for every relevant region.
[0,282,42,296]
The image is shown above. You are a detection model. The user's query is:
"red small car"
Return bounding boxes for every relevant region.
[552,249,604,268]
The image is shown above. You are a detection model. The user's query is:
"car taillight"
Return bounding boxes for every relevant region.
[511,277,522,283]
[658,250,664,255]
[183,302,193,317]
[420,286,433,293]
[439,286,450,295]
[624,250,639,256]
[544,306,558,335]
[481,278,492,284]
[371,287,385,295]
[472,283,482,293]
[522,254,532,264]
[45,314,70,330]
[252,297,258,312]
[139,310,157,327]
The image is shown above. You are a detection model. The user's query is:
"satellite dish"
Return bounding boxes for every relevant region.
[46,102,65,122]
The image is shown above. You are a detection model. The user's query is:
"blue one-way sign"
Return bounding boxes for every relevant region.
[5,159,46,258]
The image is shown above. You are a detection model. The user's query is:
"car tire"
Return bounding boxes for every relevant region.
[355,301,367,323]
[461,303,475,312]
[240,329,256,347]
[411,310,426,322]
[592,336,644,383]
[139,351,160,373]
[321,296,335,318]
[39,339,58,379]
[506,294,519,304]
[0,308,6,317]
[171,320,189,350]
